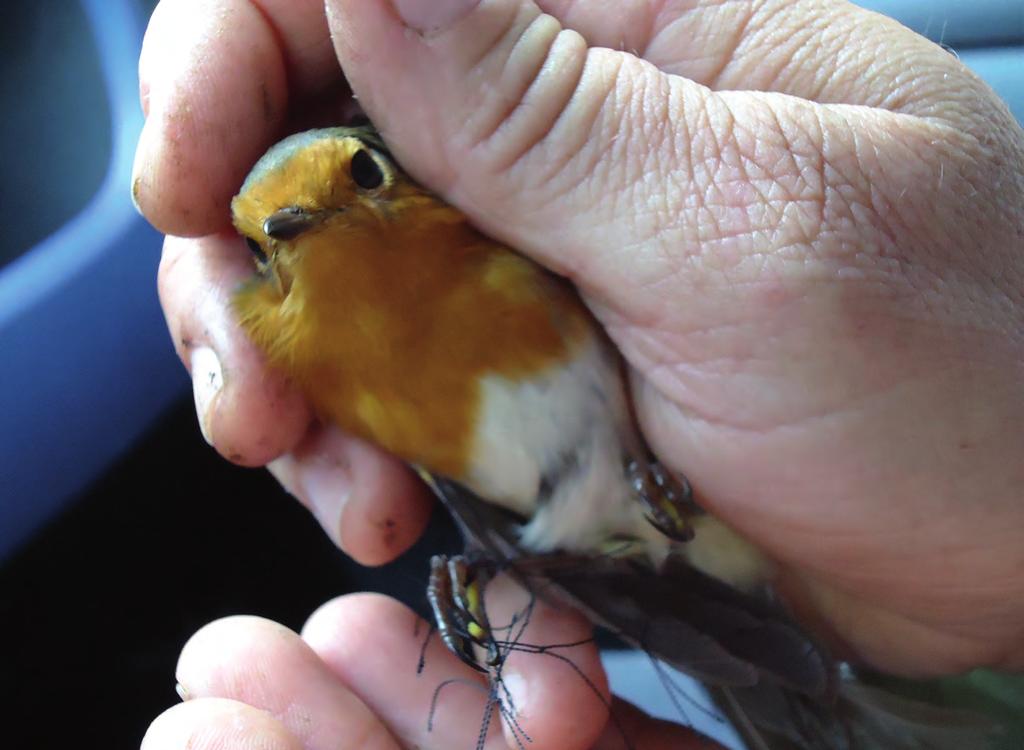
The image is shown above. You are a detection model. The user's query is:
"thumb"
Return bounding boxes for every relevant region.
[328,0,682,302]
[325,0,950,325]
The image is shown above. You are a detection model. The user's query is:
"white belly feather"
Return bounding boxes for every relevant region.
[460,334,769,587]
[462,335,655,553]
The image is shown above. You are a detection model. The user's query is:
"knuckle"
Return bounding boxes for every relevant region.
[461,14,590,178]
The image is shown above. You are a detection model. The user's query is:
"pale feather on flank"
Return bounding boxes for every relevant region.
[463,334,662,555]
[464,328,769,586]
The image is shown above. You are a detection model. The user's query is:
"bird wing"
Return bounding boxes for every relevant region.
[420,471,1005,750]
[419,471,833,693]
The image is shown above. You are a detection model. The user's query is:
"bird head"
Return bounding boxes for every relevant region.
[230,126,421,289]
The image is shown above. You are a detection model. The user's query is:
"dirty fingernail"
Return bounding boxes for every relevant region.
[130,175,144,215]
[190,347,224,445]
[174,682,190,702]
[390,0,481,33]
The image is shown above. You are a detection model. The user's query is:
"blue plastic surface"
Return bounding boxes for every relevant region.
[858,0,1024,47]
[0,0,187,562]
[603,650,746,749]
[961,47,1024,124]
[0,2,112,269]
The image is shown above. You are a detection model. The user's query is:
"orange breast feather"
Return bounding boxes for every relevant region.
[235,200,593,478]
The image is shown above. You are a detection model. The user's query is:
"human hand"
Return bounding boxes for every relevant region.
[135,0,1024,685]
[140,592,713,750]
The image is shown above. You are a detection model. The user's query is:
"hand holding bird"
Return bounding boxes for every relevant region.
[136,0,1024,748]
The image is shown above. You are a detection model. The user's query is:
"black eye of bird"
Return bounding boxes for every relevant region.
[350,148,384,190]
[244,236,268,264]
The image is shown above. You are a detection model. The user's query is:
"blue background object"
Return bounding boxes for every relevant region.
[859,0,1023,48]
[0,0,186,562]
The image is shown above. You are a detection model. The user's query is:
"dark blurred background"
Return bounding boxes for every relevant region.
[0,1,1021,748]
[0,399,461,747]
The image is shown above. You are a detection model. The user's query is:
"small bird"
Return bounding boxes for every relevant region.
[231,125,749,571]
[231,126,1007,750]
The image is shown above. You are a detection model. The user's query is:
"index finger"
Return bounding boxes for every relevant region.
[133,0,344,236]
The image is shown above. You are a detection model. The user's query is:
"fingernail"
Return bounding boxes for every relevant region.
[190,347,223,446]
[266,456,300,499]
[295,459,352,543]
[174,682,190,701]
[130,175,144,215]
[390,0,481,33]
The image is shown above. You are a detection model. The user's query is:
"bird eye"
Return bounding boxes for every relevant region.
[350,148,384,190]
[244,236,268,264]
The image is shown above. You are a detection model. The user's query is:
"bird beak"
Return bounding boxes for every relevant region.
[263,206,325,240]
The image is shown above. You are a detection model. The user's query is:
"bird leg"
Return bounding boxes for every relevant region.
[426,554,499,671]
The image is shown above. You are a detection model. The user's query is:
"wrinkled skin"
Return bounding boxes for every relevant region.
[135,1,1024,748]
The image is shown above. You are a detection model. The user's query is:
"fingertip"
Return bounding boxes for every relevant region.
[173,613,406,750]
[176,616,294,694]
[142,698,303,750]
[300,594,433,694]
[337,439,433,565]
[268,427,432,564]
[301,592,416,654]
[134,0,289,237]
[205,355,312,467]
[302,593,503,750]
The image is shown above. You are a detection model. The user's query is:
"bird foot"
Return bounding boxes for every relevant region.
[626,460,700,543]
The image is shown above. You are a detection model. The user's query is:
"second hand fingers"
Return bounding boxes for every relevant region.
[142,697,305,750]
[303,594,512,750]
[174,616,402,750]
[305,590,617,750]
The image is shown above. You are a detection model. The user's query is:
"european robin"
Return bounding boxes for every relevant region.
[231,124,756,572]
[229,126,1008,750]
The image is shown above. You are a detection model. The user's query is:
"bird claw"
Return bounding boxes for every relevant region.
[626,460,700,543]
